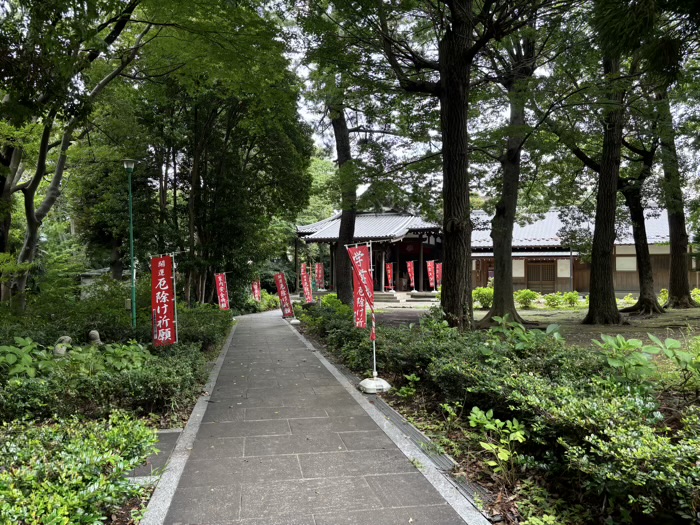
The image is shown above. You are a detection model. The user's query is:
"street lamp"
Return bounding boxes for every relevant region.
[123,159,136,329]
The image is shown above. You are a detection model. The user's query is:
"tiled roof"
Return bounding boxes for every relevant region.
[299,213,440,243]
[299,209,673,246]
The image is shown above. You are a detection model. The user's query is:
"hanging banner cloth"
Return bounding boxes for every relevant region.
[274,272,294,318]
[436,262,443,288]
[215,273,230,311]
[407,260,416,290]
[385,263,394,290]
[302,265,314,304]
[151,255,178,347]
[252,280,262,302]
[315,263,325,290]
[427,260,436,290]
[347,245,376,341]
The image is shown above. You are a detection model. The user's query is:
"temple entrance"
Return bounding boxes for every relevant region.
[526,261,556,294]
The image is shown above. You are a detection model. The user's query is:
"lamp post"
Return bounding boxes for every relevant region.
[124,159,136,329]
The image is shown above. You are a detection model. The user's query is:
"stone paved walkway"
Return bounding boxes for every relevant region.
[163,311,468,525]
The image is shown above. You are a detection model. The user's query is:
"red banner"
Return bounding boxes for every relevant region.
[274,272,294,318]
[215,273,230,311]
[252,280,261,302]
[301,262,307,276]
[152,256,177,347]
[347,245,375,340]
[385,263,394,290]
[353,271,367,328]
[436,262,443,288]
[302,270,314,304]
[315,263,325,290]
[407,260,416,290]
[427,260,436,290]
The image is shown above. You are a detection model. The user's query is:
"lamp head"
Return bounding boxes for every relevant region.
[123,159,136,172]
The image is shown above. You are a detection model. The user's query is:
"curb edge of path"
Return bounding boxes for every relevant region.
[140,320,238,525]
[284,320,492,525]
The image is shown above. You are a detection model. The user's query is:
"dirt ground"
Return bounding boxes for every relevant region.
[375,306,700,347]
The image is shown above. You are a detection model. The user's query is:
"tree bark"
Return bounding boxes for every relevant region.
[110,240,124,280]
[619,176,664,315]
[438,14,473,330]
[582,56,623,325]
[329,102,356,306]
[480,35,535,327]
[656,91,695,308]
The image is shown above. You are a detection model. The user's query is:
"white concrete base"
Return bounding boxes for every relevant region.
[289,318,301,325]
[358,377,392,394]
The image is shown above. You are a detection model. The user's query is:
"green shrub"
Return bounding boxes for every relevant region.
[472,287,494,309]
[514,289,540,309]
[543,292,563,308]
[0,343,207,422]
[692,288,700,303]
[0,412,157,524]
[658,288,669,305]
[562,291,580,307]
[261,289,280,311]
[177,303,233,352]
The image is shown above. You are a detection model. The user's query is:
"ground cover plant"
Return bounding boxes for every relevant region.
[0,412,157,524]
[298,298,700,524]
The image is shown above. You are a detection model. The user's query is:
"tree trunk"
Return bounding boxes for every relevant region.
[656,91,695,308]
[110,240,124,280]
[480,42,534,326]
[438,22,473,330]
[619,179,664,315]
[582,56,623,325]
[329,102,356,306]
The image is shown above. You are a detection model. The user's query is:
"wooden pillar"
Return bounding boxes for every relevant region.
[380,244,386,291]
[395,243,401,291]
[331,243,336,291]
[418,235,424,292]
[294,238,299,293]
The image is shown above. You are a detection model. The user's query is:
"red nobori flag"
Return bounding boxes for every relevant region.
[407,260,416,290]
[152,255,177,347]
[436,262,443,288]
[215,273,230,311]
[315,263,324,289]
[274,272,294,318]
[385,263,394,290]
[302,270,314,304]
[427,260,436,290]
[252,280,262,302]
[347,245,374,307]
[353,271,367,328]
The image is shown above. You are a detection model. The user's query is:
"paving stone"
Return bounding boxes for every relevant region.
[313,504,465,525]
[323,404,368,417]
[365,473,449,507]
[244,406,328,420]
[202,406,246,423]
[130,430,180,477]
[239,477,382,519]
[197,420,290,439]
[244,433,346,457]
[179,455,302,487]
[164,484,241,524]
[338,430,396,450]
[298,449,417,478]
[289,416,378,434]
[188,437,245,460]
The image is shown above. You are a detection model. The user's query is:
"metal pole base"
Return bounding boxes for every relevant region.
[358,377,391,394]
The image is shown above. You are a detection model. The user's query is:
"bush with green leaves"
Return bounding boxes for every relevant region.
[0,342,207,422]
[658,288,669,305]
[0,412,157,524]
[514,289,540,308]
[472,286,494,309]
[562,291,580,307]
[543,292,564,308]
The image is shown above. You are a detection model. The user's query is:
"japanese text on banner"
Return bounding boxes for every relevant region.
[151,256,177,346]
[215,273,230,311]
[385,263,393,290]
[436,262,443,288]
[315,263,324,290]
[274,272,294,318]
[427,260,436,290]
[302,270,314,304]
[252,280,262,302]
[407,260,415,290]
